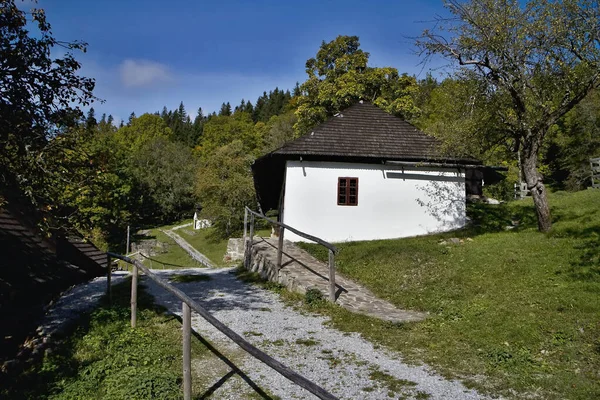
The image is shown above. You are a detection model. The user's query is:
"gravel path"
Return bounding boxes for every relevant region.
[38,272,129,339]
[3,272,129,372]
[144,268,492,400]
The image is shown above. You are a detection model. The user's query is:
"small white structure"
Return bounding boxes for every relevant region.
[193,210,212,230]
[252,102,487,243]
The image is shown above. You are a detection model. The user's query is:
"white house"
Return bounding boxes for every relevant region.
[252,102,493,243]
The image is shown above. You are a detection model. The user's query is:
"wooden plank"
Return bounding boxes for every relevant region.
[131,264,138,328]
[328,250,336,303]
[277,227,284,269]
[182,302,192,400]
[107,252,338,400]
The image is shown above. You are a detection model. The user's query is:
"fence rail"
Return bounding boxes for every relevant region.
[243,207,338,303]
[105,252,338,400]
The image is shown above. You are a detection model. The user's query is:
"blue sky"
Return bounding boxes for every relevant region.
[30,0,449,123]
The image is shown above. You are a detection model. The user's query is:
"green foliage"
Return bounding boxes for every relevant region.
[195,141,256,237]
[0,0,96,232]
[129,137,198,222]
[304,288,326,306]
[177,226,242,267]
[199,112,264,158]
[417,0,600,231]
[252,88,293,123]
[262,111,298,153]
[0,281,207,399]
[113,114,172,152]
[546,89,600,190]
[298,190,600,399]
[295,35,420,134]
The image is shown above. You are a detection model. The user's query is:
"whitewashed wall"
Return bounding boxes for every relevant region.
[282,160,466,243]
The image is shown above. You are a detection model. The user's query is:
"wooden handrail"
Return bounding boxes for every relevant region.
[107,252,338,400]
[244,207,338,303]
[244,207,337,253]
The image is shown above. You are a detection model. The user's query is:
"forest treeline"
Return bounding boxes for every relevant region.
[2,0,600,249]
[62,40,600,248]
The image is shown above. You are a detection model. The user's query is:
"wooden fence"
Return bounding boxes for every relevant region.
[105,252,338,400]
[243,207,339,303]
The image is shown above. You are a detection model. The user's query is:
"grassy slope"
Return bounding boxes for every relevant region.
[298,190,600,399]
[1,280,212,399]
[178,227,272,267]
[138,227,205,269]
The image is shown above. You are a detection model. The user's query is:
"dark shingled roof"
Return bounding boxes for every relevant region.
[271,101,469,162]
[252,102,481,212]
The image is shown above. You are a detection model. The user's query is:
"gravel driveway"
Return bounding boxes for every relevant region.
[144,267,491,400]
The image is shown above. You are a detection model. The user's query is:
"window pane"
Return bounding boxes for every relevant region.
[339,179,347,187]
[349,179,357,187]
[349,196,357,204]
[339,187,346,195]
[350,188,356,195]
[338,196,346,204]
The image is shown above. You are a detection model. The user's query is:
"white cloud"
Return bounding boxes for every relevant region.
[119,59,172,88]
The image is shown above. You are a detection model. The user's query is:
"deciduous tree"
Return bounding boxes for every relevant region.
[417,0,600,231]
[295,35,420,134]
[195,140,255,237]
[0,0,96,210]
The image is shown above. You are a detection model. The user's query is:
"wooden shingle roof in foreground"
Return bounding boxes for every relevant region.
[272,101,468,162]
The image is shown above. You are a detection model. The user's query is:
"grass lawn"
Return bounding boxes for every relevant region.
[177,226,271,267]
[1,279,280,400]
[0,280,211,399]
[137,228,205,270]
[297,190,600,400]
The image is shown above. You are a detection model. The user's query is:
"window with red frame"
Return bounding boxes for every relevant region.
[337,177,358,206]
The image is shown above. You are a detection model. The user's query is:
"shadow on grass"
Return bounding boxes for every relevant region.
[1,279,276,400]
[138,253,203,270]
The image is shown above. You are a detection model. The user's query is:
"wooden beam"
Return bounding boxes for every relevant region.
[182,302,192,400]
[131,264,138,328]
[328,250,336,303]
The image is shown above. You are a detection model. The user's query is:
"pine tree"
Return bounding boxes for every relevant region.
[219,102,232,116]
[178,101,187,123]
[107,114,114,126]
[244,100,254,115]
[292,82,301,97]
[85,107,97,130]
[128,112,136,126]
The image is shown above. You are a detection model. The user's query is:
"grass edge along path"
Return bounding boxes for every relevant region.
[0,279,277,399]
[294,190,600,400]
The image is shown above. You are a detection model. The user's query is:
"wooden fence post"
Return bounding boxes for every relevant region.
[182,302,192,400]
[131,264,138,328]
[243,208,248,248]
[277,226,284,269]
[328,250,336,303]
[248,213,255,268]
[106,254,112,305]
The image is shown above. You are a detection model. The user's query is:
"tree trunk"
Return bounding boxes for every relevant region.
[522,145,552,232]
